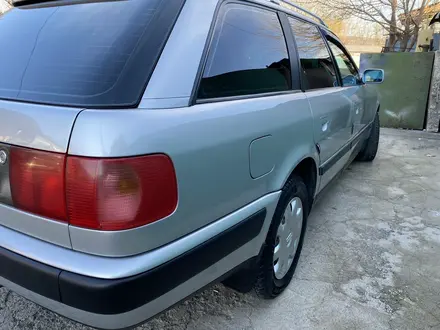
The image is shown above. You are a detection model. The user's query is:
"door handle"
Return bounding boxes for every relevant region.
[320,116,329,133]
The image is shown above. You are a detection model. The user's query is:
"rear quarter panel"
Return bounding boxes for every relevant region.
[68,93,318,255]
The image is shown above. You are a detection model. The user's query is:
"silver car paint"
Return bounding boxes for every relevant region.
[0,235,259,330]
[0,189,281,330]
[0,0,377,258]
[0,0,380,326]
[0,100,81,247]
[0,192,280,279]
[0,204,71,249]
[0,100,81,153]
[313,83,366,191]
[346,85,369,136]
[64,0,322,257]
[306,88,353,164]
[68,92,317,257]
[140,0,328,108]
[0,0,333,256]
[140,0,217,103]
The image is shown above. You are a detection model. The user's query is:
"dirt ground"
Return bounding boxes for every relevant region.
[1,128,440,330]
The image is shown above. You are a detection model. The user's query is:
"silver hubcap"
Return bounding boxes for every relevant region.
[273,197,304,280]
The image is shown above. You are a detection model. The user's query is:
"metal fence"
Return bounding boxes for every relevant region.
[360,52,435,130]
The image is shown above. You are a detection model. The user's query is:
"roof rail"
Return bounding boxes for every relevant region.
[269,0,328,27]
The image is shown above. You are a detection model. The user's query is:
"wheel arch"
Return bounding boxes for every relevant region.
[285,157,318,212]
[271,147,319,213]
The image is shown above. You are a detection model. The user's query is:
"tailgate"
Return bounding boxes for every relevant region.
[0,100,82,248]
[0,100,81,153]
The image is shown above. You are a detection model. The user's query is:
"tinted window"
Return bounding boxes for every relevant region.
[198,4,291,99]
[288,18,338,90]
[327,40,360,87]
[0,0,183,108]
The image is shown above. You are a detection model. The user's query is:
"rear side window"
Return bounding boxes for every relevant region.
[0,0,184,108]
[198,4,291,100]
[288,18,338,90]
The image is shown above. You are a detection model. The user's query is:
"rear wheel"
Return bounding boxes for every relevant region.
[255,175,308,299]
[357,112,380,162]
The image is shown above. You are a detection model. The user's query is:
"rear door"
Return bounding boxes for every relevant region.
[287,17,353,190]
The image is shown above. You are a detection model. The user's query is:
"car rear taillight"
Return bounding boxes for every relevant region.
[66,155,178,231]
[10,147,67,222]
[8,147,177,231]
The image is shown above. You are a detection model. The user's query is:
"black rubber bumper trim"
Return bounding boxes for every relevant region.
[0,209,266,315]
[60,208,266,314]
[0,246,61,301]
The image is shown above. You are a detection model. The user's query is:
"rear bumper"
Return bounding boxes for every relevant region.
[0,192,280,329]
[1,209,266,315]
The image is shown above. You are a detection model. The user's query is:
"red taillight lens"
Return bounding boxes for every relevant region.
[9,147,67,221]
[8,146,177,231]
[66,154,178,231]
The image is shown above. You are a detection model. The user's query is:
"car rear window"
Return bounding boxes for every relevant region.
[0,0,184,108]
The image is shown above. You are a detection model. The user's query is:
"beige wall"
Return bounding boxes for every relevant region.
[347,45,383,54]
[346,45,383,67]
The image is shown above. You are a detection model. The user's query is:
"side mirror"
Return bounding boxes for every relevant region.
[362,69,385,84]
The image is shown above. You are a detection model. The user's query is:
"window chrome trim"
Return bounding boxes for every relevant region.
[195,89,303,104]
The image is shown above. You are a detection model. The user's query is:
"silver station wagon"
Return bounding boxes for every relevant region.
[0,0,383,328]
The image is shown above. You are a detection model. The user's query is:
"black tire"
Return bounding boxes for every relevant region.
[255,175,309,299]
[357,112,380,162]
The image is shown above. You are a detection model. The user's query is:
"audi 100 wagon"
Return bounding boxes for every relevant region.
[0,0,383,328]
